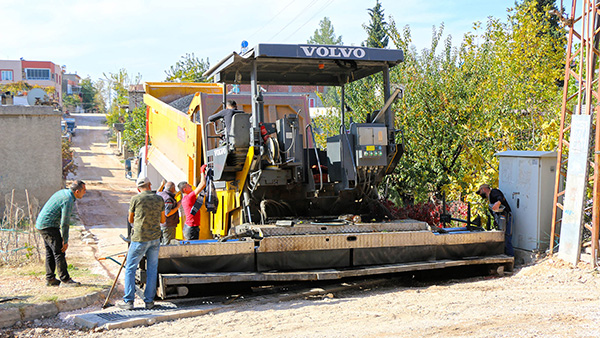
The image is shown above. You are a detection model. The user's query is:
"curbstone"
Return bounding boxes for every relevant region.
[21,303,59,321]
[0,308,22,328]
[1,289,110,329]
[84,291,105,306]
[56,296,88,312]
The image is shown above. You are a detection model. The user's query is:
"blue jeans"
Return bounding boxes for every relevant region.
[123,239,160,304]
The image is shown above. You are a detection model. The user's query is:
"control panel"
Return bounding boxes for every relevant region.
[352,124,388,167]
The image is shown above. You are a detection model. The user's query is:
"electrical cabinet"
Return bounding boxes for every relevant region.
[351,123,388,167]
[496,151,557,252]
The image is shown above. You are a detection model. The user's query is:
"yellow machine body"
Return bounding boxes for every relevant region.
[143,82,309,239]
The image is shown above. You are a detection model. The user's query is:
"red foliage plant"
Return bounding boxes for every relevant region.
[381,198,469,227]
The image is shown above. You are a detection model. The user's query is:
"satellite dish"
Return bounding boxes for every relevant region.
[27,88,49,105]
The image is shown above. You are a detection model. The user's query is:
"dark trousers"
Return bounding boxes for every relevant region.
[505,213,514,256]
[38,227,71,282]
[183,224,199,240]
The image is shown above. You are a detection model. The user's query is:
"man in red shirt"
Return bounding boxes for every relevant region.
[177,166,207,240]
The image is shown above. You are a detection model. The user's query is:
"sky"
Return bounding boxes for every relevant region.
[1,0,515,83]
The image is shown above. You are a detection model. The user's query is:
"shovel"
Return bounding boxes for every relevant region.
[101,234,131,309]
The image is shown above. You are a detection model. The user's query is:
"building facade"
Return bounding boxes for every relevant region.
[63,73,81,95]
[0,59,63,105]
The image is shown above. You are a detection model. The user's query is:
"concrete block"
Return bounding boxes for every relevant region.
[73,314,100,329]
[56,296,88,312]
[0,308,22,328]
[21,303,59,321]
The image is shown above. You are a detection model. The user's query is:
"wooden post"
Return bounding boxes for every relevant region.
[9,189,15,229]
[25,190,40,262]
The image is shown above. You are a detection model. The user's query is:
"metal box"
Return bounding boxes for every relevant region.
[351,123,388,167]
[496,151,557,252]
[326,134,355,182]
[276,114,303,164]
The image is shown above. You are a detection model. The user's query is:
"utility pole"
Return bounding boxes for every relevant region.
[550,0,600,266]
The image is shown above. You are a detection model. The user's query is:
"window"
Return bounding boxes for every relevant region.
[25,68,50,80]
[309,98,316,108]
[1,70,13,81]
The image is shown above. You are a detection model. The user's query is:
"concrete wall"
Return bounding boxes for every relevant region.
[0,106,62,215]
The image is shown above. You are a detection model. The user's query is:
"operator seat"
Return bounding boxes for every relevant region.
[208,112,251,181]
[228,113,250,150]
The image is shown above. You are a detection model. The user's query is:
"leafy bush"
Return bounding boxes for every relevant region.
[123,103,147,152]
[62,138,77,179]
[382,198,469,227]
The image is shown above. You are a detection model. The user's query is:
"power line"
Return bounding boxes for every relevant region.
[247,0,297,41]
[268,0,319,41]
[284,0,335,41]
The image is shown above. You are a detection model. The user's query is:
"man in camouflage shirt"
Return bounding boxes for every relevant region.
[118,176,165,310]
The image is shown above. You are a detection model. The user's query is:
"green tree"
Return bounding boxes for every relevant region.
[382,0,565,206]
[122,103,147,152]
[317,0,565,210]
[165,53,210,82]
[518,0,562,40]
[307,17,343,45]
[92,79,107,114]
[80,77,104,113]
[104,69,140,127]
[363,0,389,48]
[62,92,81,112]
[482,0,564,153]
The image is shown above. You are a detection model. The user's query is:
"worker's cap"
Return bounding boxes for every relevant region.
[476,184,490,195]
[136,176,151,187]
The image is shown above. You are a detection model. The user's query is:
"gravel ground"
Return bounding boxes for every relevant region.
[2,257,600,338]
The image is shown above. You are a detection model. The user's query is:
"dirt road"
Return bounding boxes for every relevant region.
[5,258,600,338]
[112,259,600,338]
[68,113,136,277]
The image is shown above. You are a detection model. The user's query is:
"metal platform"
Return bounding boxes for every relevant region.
[159,255,513,286]
[258,219,430,236]
[155,225,510,297]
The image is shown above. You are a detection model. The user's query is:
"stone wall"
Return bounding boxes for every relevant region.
[0,106,62,215]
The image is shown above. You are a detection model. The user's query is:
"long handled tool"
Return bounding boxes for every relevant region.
[101,234,131,309]
[101,253,127,309]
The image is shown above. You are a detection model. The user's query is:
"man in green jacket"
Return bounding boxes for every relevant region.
[35,180,87,286]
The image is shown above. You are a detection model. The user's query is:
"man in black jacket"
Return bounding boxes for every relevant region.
[477,184,514,256]
[208,100,242,136]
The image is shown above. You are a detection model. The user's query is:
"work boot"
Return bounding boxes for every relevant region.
[46,279,61,286]
[60,279,81,287]
[145,301,155,309]
[117,301,134,310]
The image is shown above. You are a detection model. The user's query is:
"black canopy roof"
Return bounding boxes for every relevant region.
[203,43,404,86]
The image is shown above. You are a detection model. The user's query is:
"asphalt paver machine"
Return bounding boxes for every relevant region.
[141,43,512,298]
